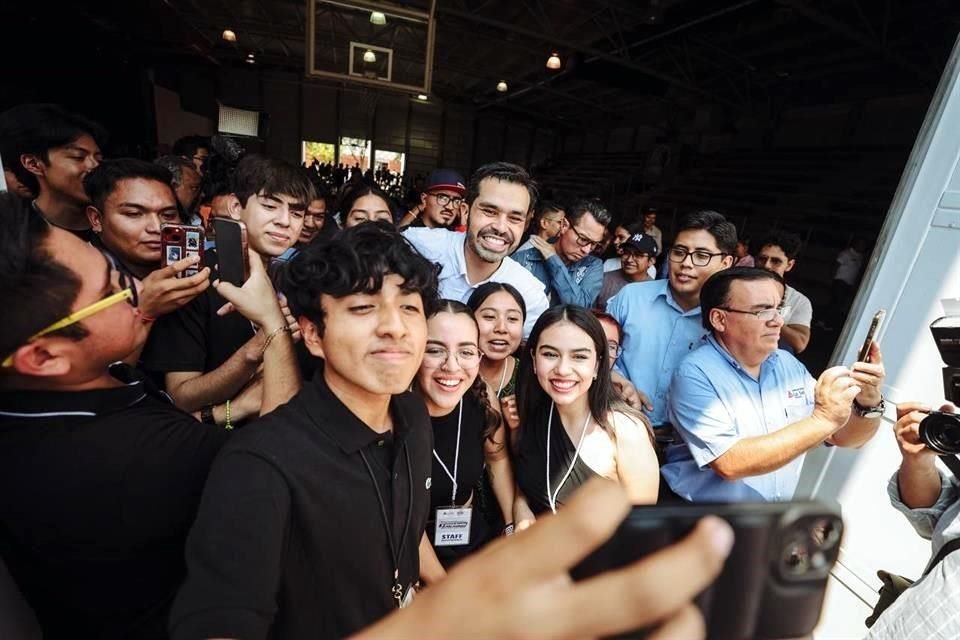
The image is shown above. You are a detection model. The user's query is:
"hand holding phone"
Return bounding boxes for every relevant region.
[572,501,842,640]
[160,224,205,278]
[857,309,886,363]
[212,218,250,287]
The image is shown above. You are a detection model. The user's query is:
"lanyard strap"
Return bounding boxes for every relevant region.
[496,358,510,395]
[545,401,592,514]
[431,399,463,506]
[359,443,414,608]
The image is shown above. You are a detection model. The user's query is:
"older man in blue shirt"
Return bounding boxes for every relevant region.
[607,210,737,428]
[662,268,886,502]
[513,199,610,307]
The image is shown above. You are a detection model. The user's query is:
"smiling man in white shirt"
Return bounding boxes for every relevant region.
[403,162,548,338]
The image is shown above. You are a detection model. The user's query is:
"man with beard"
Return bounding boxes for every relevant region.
[398,169,466,230]
[403,162,548,338]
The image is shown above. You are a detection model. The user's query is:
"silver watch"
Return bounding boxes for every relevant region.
[853,397,885,419]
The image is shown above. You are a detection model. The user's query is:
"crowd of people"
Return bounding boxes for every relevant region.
[0,102,957,640]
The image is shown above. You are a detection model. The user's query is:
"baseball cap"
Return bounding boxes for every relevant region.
[623,232,658,255]
[425,168,465,195]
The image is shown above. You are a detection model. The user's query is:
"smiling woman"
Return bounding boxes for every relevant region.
[413,300,518,574]
[514,305,660,515]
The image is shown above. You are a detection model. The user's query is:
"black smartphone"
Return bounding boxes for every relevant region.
[160,223,205,278]
[212,218,250,287]
[571,501,842,640]
[857,309,886,362]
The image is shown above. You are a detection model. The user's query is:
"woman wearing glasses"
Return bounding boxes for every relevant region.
[514,305,660,516]
[414,301,518,578]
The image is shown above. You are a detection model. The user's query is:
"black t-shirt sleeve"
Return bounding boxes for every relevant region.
[141,291,211,374]
[169,447,291,640]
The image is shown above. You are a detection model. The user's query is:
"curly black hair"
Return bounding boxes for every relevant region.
[283,221,440,335]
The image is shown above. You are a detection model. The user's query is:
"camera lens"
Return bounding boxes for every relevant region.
[920,412,960,455]
[781,538,811,576]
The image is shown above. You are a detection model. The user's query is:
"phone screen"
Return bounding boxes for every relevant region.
[212,218,249,287]
[857,310,886,362]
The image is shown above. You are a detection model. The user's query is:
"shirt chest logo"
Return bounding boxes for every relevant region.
[786,387,806,401]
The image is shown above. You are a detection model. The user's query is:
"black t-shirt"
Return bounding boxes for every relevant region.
[169,371,434,640]
[427,394,493,567]
[0,369,229,639]
[514,405,600,516]
[141,251,256,376]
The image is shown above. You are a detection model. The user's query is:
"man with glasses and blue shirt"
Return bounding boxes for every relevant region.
[661,267,886,502]
[607,210,736,440]
[0,192,299,638]
[513,199,611,307]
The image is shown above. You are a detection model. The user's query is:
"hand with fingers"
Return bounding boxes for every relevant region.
[500,394,520,430]
[812,365,863,431]
[137,255,211,320]
[893,401,956,461]
[213,249,286,333]
[351,479,733,640]
[277,293,302,343]
[611,370,654,412]
[850,340,886,407]
[530,235,557,259]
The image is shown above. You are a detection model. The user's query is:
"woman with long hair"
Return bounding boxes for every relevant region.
[414,300,517,578]
[514,305,659,515]
[337,183,394,228]
[467,282,525,431]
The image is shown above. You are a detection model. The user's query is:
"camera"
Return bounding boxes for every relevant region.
[572,502,842,639]
[920,411,960,455]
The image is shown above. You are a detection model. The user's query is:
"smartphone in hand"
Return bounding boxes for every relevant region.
[572,501,842,640]
[160,224,205,278]
[857,309,886,362]
[212,218,250,287]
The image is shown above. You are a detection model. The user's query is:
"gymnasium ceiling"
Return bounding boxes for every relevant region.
[5,0,960,130]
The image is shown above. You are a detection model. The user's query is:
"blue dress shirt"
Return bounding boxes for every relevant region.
[661,335,817,502]
[606,280,708,425]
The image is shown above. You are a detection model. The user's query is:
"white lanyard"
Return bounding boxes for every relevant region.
[545,401,591,514]
[496,358,510,395]
[431,400,463,505]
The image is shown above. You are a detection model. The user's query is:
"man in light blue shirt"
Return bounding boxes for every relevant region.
[403,162,548,338]
[662,267,887,502]
[512,199,609,307]
[607,210,736,427]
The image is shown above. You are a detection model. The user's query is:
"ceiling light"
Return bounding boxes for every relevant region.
[370,11,387,26]
[222,29,237,42]
[417,94,428,101]
[363,49,377,63]
[245,57,255,64]
[496,81,508,93]
[546,53,561,70]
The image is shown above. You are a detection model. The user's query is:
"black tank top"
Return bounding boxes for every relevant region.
[515,405,601,516]
[427,394,493,567]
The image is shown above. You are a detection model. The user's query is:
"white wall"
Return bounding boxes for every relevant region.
[799,36,960,638]
[153,85,215,149]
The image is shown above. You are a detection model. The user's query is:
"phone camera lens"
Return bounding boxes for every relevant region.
[781,538,811,576]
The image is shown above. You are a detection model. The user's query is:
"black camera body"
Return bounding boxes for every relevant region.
[920,410,960,455]
[923,316,960,456]
[571,501,842,640]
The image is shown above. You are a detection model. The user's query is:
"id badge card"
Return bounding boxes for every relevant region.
[434,506,472,546]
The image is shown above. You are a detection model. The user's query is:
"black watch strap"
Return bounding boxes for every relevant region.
[853,397,885,418]
[200,404,216,424]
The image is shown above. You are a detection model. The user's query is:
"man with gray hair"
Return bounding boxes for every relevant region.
[155,155,201,223]
[513,198,611,306]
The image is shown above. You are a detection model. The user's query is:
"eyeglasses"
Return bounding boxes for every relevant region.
[1,288,134,368]
[429,193,465,209]
[607,341,623,360]
[718,306,792,323]
[569,226,604,250]
[668,246,727,267]
[423,345,481,367]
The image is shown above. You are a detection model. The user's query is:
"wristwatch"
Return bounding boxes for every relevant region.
[200,404,216,424]
[853,397,885,419]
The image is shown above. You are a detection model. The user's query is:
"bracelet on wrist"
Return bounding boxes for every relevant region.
[224,399,233,430]
[259,325,291,359]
